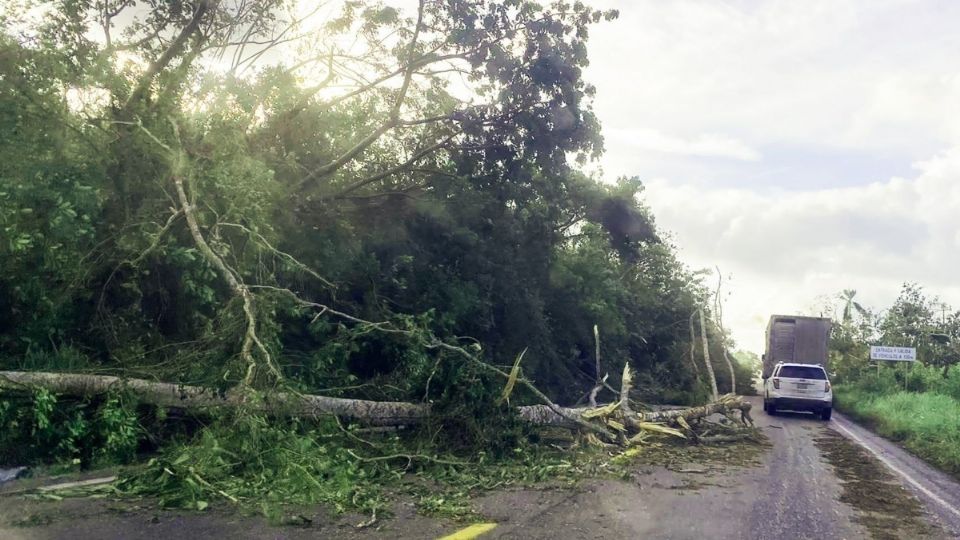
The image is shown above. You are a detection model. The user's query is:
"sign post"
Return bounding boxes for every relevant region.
[870,346,917,391]
[869,346,917,362]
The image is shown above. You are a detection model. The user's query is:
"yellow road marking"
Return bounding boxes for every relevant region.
[437,522,498,540]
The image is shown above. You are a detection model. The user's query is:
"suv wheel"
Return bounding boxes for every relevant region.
[821,407,832,421]
[766,403,776,416]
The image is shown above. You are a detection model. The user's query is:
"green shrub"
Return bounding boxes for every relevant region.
[0,388,142,468]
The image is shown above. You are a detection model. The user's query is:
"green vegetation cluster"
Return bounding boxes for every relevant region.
[826,285,960,477]
[1,0,749,517]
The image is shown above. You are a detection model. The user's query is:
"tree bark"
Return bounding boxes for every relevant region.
[0,371,426,426]
[517,393,751,428]
[588,324,603,407]
[699,309,720,400]
[173,173,278,385]
[721,347,737,395]
[0,371,752,432]
[688,311,702,380]
[714,267,736,394]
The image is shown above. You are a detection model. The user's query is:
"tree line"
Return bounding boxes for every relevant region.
[827,284,960,381]
[0,0,750,433]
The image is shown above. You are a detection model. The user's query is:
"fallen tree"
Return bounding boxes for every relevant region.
[0,371,427,427]
[0,370,753,444]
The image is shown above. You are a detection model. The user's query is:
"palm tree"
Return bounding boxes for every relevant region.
[840,289,868,322]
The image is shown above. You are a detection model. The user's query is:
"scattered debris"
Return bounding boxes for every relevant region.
[814,429,943,540]
[668,467,708,474]
[0,467,28,484]
[38,477,117,492]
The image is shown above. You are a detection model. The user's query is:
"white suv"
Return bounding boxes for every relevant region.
[763,362,833,420]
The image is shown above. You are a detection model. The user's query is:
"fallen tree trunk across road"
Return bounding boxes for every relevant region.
[0,371,428,427]
[0,371,753,439]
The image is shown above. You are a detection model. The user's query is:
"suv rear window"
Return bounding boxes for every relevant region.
[777,366,826,379]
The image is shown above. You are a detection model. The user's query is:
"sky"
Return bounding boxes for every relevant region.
[582,0,960,352]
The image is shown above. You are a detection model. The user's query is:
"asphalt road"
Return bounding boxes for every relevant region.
[3,397,959,539]
[831,409,960,537]
[479,396,956,539]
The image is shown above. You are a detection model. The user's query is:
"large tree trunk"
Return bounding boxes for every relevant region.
[0,371,752,434]
[713,267,736,394]
[518,393,751,427]
[699,309,720,400]
[721,347,737,395]
[688,312,702,381]
[0,371,426,426]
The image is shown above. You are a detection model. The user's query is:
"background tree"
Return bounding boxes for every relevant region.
[1,0,714,418]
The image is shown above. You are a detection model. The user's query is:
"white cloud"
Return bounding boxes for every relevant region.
[585,0,960,182]
[643,147,960,352]
[606,128,761,161]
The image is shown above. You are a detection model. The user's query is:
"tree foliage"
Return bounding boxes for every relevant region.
[825,283,960,382]
[1,0,720,428]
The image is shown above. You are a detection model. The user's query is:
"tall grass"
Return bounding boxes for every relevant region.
[835,375,960,477]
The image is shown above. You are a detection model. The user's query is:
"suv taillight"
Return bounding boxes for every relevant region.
[825,381,831,393]
[773,378,780,389]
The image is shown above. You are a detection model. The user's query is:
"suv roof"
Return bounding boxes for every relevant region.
[774,363,829,380]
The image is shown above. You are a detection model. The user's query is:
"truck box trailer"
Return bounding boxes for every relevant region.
[762,315,832,379]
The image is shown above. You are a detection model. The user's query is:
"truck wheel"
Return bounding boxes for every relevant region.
[821,407,832,421]
[766,403,776,416]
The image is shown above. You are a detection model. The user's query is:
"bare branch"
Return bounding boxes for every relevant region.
[333,132,458,198]
[297,122,396,190]
[174,174,281,386]
[216,222,336,288]
[296,0,430,192]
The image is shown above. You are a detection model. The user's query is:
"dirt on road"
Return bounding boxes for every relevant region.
[0,396,955,539]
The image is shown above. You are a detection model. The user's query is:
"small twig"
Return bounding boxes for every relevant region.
[422,353,443,401]
[217,222,335,288]
[334,416,380,450]
[355,509,377,529]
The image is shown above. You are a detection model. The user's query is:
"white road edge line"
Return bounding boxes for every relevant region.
[832,420,960,521]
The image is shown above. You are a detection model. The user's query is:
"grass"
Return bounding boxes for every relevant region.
[834,383,960,478]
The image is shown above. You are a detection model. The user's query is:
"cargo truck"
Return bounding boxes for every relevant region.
[761,315,832,379]
[762,315,834,419]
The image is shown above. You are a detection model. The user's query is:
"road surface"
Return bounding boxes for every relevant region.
[474,396,957,539]
[831,409,960,537]
[2,397,958,539]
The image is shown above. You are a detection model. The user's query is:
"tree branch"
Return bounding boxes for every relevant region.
[296,0,428,192]
[121,0,212,113]
[216,222,336,288]
[332,132,457,198]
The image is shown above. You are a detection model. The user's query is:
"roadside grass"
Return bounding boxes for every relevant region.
[834,385,960,478]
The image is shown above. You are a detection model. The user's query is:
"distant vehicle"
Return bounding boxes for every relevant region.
[763,362,833,420]
[761,315,832,379]
[761,315,833,420]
